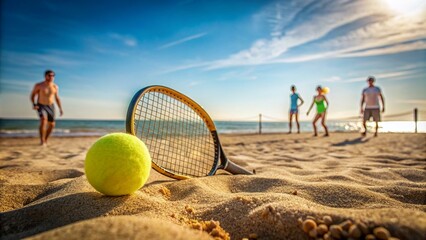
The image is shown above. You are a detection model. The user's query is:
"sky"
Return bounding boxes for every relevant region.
[1,0,425,121]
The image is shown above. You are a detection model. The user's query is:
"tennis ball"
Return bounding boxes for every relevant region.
[322,87,330,94]
[84,133,151,196]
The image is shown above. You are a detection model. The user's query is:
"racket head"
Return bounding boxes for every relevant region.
[126,85,221,179]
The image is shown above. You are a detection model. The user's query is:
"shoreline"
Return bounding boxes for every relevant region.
[1,131,425,139]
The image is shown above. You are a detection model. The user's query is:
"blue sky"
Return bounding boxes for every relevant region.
[1,0,425,121]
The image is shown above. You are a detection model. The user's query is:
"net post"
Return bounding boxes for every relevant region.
[414,108,418,133]
[259,114,262,134]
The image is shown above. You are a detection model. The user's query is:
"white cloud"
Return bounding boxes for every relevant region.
[345,69,421,82]
[109,33,138,47]
[322,76,341,82]
[397,99,426,105]
[162,0,426,73]
[338,40,426,58]
[159,32,208,49]
[1,50,87,67]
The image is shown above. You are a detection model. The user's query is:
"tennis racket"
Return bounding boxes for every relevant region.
[126,85,253,180]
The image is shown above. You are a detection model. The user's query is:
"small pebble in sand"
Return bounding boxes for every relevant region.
[191,222,203,230]
[322,215,333,226]
[186,219,230,240]
[261,208,270,219]
[339,219,352,231]
[302,219,317,233]
[317,224,328,235]
[225,207,229,212]
[348,224,362,238]
[374,227,391,240]
[299,216,397,240]
[248,233,258,239]
[356,221,369,235]
[207,220,217,229]
[308,228,317,238]
[329,225,343,239]
[210,229,220,237]
[170,213,176,218]
[297,218,303,227]
[323,232,332,240]
[237,196,252,204]
[185,205,194,214]
[366,234,377,240]
[159,186,171,198]
[292,190,298,195]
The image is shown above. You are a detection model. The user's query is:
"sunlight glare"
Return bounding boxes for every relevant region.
[382,0,426,15]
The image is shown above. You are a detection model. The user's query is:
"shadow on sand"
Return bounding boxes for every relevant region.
[332,137,369,147]
[0,192,129,239]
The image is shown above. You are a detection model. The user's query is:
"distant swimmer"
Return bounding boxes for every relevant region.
[307,86,329,137]
[360,76,385,137]
[288,85,304,134]
[30,70,64,146]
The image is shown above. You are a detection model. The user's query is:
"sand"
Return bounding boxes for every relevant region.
[0,133,425,240]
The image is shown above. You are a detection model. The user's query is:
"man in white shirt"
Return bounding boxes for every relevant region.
[360,76,385,137]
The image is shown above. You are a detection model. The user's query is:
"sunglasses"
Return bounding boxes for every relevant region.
[48,74,55,77]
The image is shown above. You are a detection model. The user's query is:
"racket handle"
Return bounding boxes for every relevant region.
[225,160,253,175]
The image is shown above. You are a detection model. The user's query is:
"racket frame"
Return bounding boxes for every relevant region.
[126,85,252,179]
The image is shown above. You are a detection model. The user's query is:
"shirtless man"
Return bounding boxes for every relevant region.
[30,70,63,145]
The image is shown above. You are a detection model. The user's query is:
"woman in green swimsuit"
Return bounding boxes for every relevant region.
[307,86,329,137]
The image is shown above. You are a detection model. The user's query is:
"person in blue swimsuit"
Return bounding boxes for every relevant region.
[288,85,304,133]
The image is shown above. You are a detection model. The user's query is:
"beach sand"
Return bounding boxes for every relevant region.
[1,133,425,240]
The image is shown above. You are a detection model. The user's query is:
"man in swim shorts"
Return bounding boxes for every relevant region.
[360,76,385,137]
[288,85,304,133]
[30,70,64,146]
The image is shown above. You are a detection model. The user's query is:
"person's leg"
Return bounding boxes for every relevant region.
[373,109,380,137]
[39,117,47,145]
[362,120,367,136]
[321,113,329,136]
[45,121,55,144]
[312,114,321,136]
[288,112,293,133]
[295,112,300,133]
[374,121,379,137]
[362,109,369,136]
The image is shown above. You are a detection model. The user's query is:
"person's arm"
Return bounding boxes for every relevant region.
[379,92,385,113]
[30,84,39,110]
[306,97,314,115]
[298,95,304,107]
[55,85,63,116]
[323,96,329,111]
[360,92,365,114]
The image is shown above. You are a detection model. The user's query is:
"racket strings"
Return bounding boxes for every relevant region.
[133,90,216,177]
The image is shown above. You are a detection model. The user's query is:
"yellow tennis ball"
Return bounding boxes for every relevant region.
[322,87,330,94]
[84,133,151,196]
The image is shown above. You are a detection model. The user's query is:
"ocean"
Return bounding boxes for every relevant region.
[0,119,424,138]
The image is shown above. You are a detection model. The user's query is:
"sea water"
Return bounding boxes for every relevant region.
[1,119,424,137]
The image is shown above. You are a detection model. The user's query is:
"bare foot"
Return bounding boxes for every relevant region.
[374,132,378,137]
[323,133,329,137]
[361,131,367,137]
[313,133,318,137]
